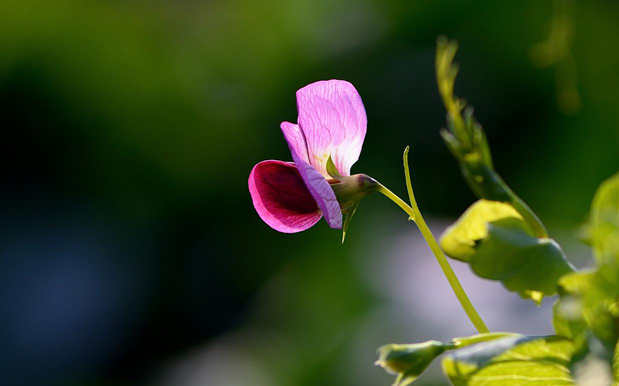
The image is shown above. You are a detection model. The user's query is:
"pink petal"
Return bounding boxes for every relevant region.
[249,160,323,233]
[280,122,310,164]
[296,80,367,177]
[281,123,343,229]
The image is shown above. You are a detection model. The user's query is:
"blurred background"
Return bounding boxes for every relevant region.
[1,0,618,385]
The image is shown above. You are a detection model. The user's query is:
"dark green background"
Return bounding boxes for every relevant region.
[1,1,617,385]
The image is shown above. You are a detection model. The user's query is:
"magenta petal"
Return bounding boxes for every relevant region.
[296,79,367,177]
[281,123,343,229]
[249,160,323,233]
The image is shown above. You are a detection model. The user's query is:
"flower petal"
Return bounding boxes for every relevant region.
[281,123,343,229]
[249,160,322,233]
[280,122,310,163]
[296,79,367,177]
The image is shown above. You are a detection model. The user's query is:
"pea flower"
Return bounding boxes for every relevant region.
[248,80,376,234]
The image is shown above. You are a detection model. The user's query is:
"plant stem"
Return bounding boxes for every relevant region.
[375,147,490,334]
[509,194,549,238]
[377,185,416,220]
[450,332,519,348]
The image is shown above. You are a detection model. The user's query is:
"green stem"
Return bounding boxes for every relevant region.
[449,332,519,348]
[375,147,490,334]
[377,184,417,220]
[509,194,549,238]
[378,183,489,334]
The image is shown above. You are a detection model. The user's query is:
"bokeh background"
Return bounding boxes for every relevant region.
[2,0,618,385]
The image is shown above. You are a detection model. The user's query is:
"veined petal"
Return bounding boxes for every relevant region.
[296,79,367,177]
[281,123,343,229]
[249,160,322,233]
[280,122,310,163]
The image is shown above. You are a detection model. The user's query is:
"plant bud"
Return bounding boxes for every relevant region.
[375,341,446,385]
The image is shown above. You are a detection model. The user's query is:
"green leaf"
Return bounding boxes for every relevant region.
[443,336,575,386]
[471,217,575,302]
[546,174,619,385]
[552,271,594,340]
[557,271,595,295]
[591,172,619,263]
[441,200,575,303]
[581,264,619,346]
[551,266,619,384]
[440,200,530,262]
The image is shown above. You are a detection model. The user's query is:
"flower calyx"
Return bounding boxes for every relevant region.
[327,156,379,243]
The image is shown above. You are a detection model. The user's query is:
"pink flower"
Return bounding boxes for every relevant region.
[249,80,368,233]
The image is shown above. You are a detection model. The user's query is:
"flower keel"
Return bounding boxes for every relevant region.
[248,160,323,233]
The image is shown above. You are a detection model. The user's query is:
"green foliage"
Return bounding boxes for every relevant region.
[377,37,619,386]
[441,200,528,262]
[551,262,619,384]
[436,38,493,172]
[437,121,619,384]
[441,199,575,303]
[552,271,594,340]
[436,38,578,304]
[376,341,447,386]
[437,37,548,239]
[554,175,619,338]
[443,336,575,386]
[436,39,504,205]
[590,172,619,263]
[582,264,619,346]
[550,174,619,385]
[376,333,520,386]
[433,38,619,386]
[472,219,574,302]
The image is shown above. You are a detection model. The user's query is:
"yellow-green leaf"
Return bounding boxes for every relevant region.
[441,200,575,303]
[443,336,574,386]
[440,200,531,262]
[470,218,575,301]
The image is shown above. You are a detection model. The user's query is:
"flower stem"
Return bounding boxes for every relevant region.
[375,147,490,334]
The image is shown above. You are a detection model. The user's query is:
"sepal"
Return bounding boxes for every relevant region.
[326,155,379,242]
